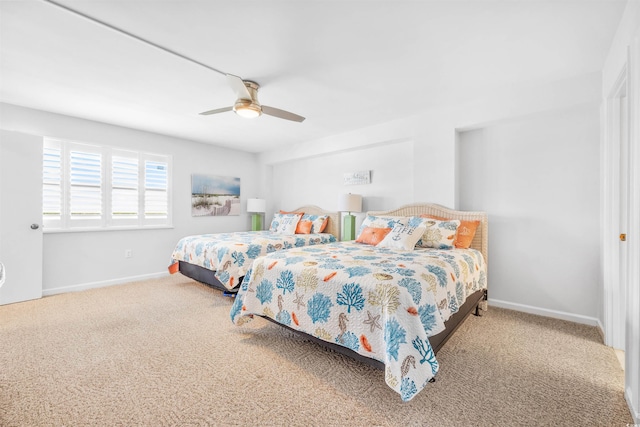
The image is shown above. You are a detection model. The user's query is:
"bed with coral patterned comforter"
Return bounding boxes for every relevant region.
[230,240,487,401]
[169,231,336,290]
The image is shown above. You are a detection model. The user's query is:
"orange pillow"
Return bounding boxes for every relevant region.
[454,220,480,248]
[296,220,313,234]
[420,214,480,249]
[280,210,303,216]
[356,227,392,246]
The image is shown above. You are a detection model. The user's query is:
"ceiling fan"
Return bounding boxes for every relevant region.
[38,2,304,123]
[199,74,305,122]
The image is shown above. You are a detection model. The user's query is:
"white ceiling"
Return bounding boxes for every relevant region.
[0,0,628,153]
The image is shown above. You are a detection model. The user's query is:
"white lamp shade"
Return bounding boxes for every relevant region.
[247,198,266,213]
[338,193,362,213]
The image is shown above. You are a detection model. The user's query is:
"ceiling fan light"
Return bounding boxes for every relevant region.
[236,107,261,118]
[234,99,262,118]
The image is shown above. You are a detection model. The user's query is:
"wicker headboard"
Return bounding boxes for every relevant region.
[367,203,488,265]
[286,205,340,240]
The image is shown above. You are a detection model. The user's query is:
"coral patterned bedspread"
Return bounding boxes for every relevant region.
[231,241,487,401]
[169,231,336,290]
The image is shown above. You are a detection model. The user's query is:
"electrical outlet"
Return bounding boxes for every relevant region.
[125,249,133,258]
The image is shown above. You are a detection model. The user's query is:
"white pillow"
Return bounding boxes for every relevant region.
[377,218,427,250]
[269,213,302,234]
[415,219,460,249]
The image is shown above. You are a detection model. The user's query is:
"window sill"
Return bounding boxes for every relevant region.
[43,225,174,234]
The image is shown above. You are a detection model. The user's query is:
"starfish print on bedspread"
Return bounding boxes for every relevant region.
[293,292,306,310]
[364,310,381,332]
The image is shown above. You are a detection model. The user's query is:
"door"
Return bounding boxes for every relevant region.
[618,94,629,352]
[0,130,43,305]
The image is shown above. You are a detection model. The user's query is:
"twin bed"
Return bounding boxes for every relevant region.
[170,203,488,401]
[169,206,340,292]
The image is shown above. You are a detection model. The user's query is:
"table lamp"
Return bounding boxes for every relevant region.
[338,193,362,241]
[247,198,266,231]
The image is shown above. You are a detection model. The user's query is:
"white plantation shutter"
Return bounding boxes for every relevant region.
[144,159,168,220]
[43,144,62,225]
[69,147,102,224]
[42,138,171,230]
[112,153,139,220]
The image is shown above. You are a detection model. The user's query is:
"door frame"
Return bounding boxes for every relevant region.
[603,35,640,423]
[602,64,629,350]
[625,33,640,423]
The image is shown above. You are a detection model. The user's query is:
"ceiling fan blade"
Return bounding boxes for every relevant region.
[199,106,233,115]
[226,74,251,100]
[261,105,305,122]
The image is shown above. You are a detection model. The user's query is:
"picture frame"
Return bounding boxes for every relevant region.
[343,170,371,186]
[191,174,240,216]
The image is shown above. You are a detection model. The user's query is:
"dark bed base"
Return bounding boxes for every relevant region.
[260,288,488,371]
[178,261,241,293]
[429,288,488,354]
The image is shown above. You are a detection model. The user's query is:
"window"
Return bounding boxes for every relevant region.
[43,138,171,231]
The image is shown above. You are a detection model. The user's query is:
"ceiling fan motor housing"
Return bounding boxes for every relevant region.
[233,81,262,118]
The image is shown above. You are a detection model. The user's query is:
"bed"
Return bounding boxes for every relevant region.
[231,203,488,401]
[169,206,340,292]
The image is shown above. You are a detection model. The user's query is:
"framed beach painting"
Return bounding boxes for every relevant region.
[191,174,240,216]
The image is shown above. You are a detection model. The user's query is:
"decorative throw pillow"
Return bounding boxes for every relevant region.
[377,217,428,250]
[296,220,313,234]
[453,220,480,248]
[279,211,329,234]
[355,227,392,246]
[415,218,460,249]
[421,214,480,249]
[270,213,303,234]
[357,215,408,237]
[308,214,329,233]
[279,210,308,234]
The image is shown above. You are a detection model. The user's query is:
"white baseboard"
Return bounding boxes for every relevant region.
[627,386,640,424]
[488,298,600,327]
[42,271,170,297]
[595,319,606,342]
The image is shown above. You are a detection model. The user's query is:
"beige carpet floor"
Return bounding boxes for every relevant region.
[0,274,632,426]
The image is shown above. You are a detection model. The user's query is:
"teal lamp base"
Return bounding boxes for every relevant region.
[251,213,262,231]
[343,214,356,241]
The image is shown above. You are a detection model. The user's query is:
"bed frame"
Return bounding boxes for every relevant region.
[263,203,489,369]
[178,205,341,292]
[369,203,488,265]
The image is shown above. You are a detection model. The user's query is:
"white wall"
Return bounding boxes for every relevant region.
[269,139,415,231]
[260,71,603,324]
[262,71,602,208]
[260,115,457,208]
[0,103,260,294]
[458,105,601,319]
